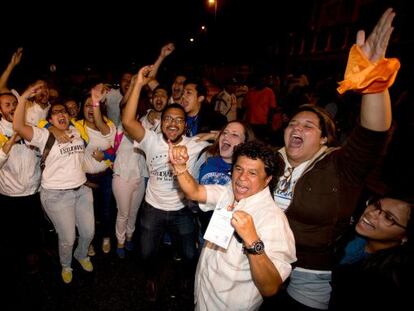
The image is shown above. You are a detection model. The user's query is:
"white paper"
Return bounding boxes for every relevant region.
[203,208,234,249]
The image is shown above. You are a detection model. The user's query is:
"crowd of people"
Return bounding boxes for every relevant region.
[1,8,412,310]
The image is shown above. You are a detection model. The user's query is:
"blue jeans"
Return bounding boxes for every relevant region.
[139,201,196,279]
[87,168,114,237]
[40,185,95,268]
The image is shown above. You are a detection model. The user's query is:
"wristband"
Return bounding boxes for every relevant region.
[92,102,100,107]
[174,166,187,176]
[337,44,400,94]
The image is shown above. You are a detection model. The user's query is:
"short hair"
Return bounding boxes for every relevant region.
[184,77,207,98]
[292,104,337,146]
[153,84,170,98]
[0,92,18,101]
[160,103,186,120]
[46,102,68,120]
[232,140,285,194]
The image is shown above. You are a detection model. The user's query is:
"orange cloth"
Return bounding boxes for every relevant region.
[337,44,400,94]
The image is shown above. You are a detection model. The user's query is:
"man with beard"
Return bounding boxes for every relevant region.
[0,48,50,127]
[122,65,209,302]
[0,92,43,278]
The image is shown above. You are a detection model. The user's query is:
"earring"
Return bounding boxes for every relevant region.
[401,237,408,245]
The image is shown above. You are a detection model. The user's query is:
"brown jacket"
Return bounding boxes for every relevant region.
[279,125,390,270]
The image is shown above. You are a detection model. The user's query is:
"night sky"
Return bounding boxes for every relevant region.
[1,0,312,76]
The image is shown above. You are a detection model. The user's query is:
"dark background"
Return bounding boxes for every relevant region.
[1,1,312,74]
[1,0,412,88]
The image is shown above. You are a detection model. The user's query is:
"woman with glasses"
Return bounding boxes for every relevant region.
[13,83,95,284]
[269,8,400,310]
[329,195,412,310]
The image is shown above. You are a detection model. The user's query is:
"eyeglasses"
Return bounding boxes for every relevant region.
[366,200,407,229]
[51,108,68,115]
[162,115,185,125]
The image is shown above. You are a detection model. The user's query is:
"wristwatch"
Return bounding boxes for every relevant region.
[243,239,265,255]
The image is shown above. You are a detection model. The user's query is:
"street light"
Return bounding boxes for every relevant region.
[208,0,217,21]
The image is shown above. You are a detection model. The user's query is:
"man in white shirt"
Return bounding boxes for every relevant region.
[25,79,51,126]
[122,65,209,302]
[0,91,43,275]
[105,71,133,127]
[169,140,297,310]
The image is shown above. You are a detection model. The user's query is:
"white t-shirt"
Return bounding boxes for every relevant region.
[105,88,122,127]
[196,185,296,311]
[82,123,116,174]
[25,102,50,127]
[0,119,41,196]
[140,110,161,133]
[113,125,148,181]
[30,126,86,190]
[136,130,209,211]
[214,89,237,122]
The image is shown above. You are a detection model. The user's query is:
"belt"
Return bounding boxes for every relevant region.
[86,167,112,178]
[67,185,82,191]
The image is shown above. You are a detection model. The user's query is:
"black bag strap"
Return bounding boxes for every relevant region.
[197,145,210,161]
[40,133,56,172]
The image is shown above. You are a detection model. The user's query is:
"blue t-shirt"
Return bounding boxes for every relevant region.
[340,236,369,265]
[186,115,199,137]
[199,156,232,185]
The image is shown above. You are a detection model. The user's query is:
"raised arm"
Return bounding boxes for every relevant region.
[359,8,396,131]
[13,84,42,141]
[91,83,111,135]
[168,141,207,203]
[119,74,136,111]
[121,65,153,142]
[147,43,175,91]
[0,47,23,93]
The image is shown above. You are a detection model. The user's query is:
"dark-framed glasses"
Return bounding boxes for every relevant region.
[162,115,185,125]
[367,200,407,229]
[51,108,68,115]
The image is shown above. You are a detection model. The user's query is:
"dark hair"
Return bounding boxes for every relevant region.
[160,103,186,120]
[353,194,412,280]
[207,120,255,157]
[62,96,81,107]
[232,140,285,194]
[0,92,17,98]
[184,77,207,99]
[153,84,170,98]
[292,104,337,146]
[78,93,108,120]
[46,102,68,120]
[0,92,18,102]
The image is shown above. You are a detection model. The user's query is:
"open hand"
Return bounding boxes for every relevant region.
[357,8,395,62]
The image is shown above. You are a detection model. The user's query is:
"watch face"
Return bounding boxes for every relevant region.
[243,240,265,255]
[253,241,265,253]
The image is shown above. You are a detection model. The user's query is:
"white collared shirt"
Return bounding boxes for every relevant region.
[196,185,297,310]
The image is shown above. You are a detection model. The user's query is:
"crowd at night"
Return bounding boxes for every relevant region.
[1,1,412,310]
